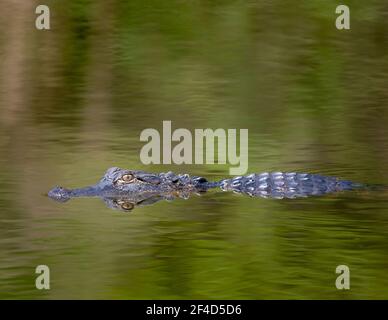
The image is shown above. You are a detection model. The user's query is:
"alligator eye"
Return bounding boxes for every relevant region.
[121,202,134,211]
[115,199,135,211]
[121,174,134,182]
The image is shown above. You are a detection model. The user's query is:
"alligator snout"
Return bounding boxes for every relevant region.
[48,186,71,202]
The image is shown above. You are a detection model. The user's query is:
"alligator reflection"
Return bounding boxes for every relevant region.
[102,192,204,212]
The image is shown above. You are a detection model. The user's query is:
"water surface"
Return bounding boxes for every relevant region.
[0,0,388,299]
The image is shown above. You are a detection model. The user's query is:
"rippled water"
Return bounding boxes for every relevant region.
[0,1,388,299]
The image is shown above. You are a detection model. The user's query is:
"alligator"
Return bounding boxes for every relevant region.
[48,167,366,211]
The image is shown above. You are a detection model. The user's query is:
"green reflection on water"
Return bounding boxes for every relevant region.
[0,0,388,299]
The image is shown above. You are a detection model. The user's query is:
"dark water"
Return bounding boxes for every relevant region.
[0,1,388,299]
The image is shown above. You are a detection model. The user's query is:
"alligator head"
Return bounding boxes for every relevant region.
[48,167,212,210]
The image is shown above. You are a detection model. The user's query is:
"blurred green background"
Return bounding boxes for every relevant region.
[0,0,388,299]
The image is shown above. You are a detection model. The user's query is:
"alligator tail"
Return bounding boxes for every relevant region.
[217,172,368,199]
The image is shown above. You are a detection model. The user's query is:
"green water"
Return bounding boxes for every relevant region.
[0,0,388,299]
